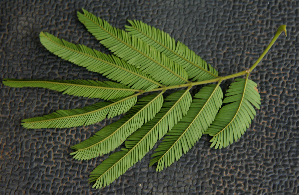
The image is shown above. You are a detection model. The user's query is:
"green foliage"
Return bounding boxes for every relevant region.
[90,89,192,189]
[22,94,138,129]
[40,32,160,91]
[3,8,284,190]
[125,20,218,81]
[70,92,164,160]
[78,9,189,86]
[150,83,223,171]
[204,76,261,149]
[3,79,137,100]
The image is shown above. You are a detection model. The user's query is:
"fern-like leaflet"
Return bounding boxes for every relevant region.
[125,20,218,81]
[40,32,161,91]
[70,92,164,160]
[21,93,139,129]
[150,83,223,171]
[90,89,192,189]
[77,9,189,86]
[2,8,287,190]
[205,76,261,149]
[3,79,138,100]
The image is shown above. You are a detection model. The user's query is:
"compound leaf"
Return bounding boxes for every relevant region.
[40,32,160,91]
[3,79,138,100]
[204,76,261,149]
[70,92,164,160]
[150,83,223,171]
[77,9,189,86]
[22,93,139,129]
[125,20,218,81]
[89,88,192,189]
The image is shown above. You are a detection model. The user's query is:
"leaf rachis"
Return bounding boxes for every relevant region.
[2,8,287,189]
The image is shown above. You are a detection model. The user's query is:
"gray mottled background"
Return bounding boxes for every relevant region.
[0,0,298,194]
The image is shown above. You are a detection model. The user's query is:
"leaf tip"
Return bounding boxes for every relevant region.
[77,9,86,17]
[278,25,287,37]
[39,31,46,38]
[2,79,9,86]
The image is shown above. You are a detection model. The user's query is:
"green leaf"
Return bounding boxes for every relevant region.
[70,92,164,160]
[22,93,139,129]
[40,32,160,91]
[2,79,138,100]
[150,83,223,171]
[89,88,192,189]
[204,76,261,149]
[125,20,218,81]
[77,9,189,86]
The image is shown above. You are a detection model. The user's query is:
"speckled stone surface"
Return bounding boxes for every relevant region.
[0,0,298,194]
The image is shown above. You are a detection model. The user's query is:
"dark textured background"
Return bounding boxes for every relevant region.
[0,0,298,194]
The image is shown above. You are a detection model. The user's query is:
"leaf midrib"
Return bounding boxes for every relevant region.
[129,24,218,78]
[81,14,189,83]
[156,83,221,165]
[23,93,140,124]
[42,32,162,88]
[6,80,139,92]
[213,75,249,137]
[95,88,191,182]
[75,91,164,152]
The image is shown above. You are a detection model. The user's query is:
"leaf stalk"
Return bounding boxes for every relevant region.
[143,25,287,93]
[249,25,287,72]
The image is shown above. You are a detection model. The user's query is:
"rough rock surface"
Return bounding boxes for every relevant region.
[0,0,298,194]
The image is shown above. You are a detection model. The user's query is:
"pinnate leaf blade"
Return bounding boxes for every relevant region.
[70,92,164,160]
[150,83,223,171]
[22,93,139,129]
[204,77,261,149]
[89,88,192,189]
[40,32,160,91]
[3,79,138,100]
[77,9,189,86]
[125,20,218,81]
